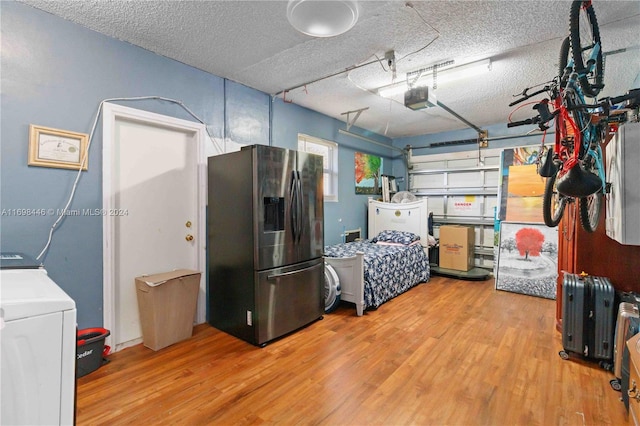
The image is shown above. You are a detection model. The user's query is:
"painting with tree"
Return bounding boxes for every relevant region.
[496,221,558,299]
[354,152,382,195]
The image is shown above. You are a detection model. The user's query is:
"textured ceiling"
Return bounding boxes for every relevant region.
[21,0,640,139]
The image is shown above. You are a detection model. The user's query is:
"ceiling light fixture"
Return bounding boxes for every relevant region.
[377,58,492,98]
[287,0,359,38]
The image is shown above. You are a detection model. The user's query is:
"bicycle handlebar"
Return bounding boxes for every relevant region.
[508,99,555,130]
[509,86,551,107]
[507,118,536,128]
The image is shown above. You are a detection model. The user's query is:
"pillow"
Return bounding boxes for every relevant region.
[375,240,422,247]
[374,230,420,245]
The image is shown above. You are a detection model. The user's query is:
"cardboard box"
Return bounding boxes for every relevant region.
[439,225,475,271]
[135,269,201,351]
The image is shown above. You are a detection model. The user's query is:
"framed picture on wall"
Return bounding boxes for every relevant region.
[495,221,558,299]
[354,152,382,195]
[498,146,546,223]
[28,124,89,170]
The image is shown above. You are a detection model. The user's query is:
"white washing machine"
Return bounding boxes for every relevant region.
[1,253,77,425]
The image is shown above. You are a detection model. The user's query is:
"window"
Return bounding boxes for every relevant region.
[298,134,338,202]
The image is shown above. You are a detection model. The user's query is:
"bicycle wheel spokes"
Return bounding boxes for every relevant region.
[569,1,604,97]
[579,191,601,233]
[543,172,566,228]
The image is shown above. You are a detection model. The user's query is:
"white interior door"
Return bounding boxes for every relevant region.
[102,103,206,352]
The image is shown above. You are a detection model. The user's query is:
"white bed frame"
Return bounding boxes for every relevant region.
[325,198,429,316]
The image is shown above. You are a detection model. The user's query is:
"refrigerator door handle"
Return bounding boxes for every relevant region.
[296,171,303,243]
[267,263,319,280]
[289,170,298,242]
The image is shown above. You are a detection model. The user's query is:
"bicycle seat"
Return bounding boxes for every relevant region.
[556,164,602,197]
[538,149,557,178]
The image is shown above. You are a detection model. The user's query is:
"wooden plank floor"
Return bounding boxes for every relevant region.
[77,276,628,425]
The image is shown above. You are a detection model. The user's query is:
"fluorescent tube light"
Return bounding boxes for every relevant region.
[377,58,492,99]
[378,82,409,98]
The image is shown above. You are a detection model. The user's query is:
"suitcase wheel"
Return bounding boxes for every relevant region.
[599,360,613,372]
[559,350,570,360]
[610,378,622,392]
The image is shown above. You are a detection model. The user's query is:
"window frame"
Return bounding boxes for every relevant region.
[297,134,339,202]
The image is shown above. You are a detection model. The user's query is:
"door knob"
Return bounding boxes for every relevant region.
[185,221,192,228]
[185,234,194,242]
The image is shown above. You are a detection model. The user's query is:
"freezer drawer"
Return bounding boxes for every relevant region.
[256,259,323,345]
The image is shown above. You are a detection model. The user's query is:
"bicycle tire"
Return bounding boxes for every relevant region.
[559,36,570,84]
[579,191,601,232]
[569,1,604,98]
[543,172,566,228]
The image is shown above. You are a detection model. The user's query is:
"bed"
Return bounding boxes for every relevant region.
[324,198,431,316]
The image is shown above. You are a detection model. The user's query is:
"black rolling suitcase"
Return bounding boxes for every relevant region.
[560,272,615,365]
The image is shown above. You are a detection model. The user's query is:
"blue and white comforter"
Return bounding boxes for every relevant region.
[324,240,430,309]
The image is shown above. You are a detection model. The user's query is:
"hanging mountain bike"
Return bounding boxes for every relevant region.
[507,0,639,233]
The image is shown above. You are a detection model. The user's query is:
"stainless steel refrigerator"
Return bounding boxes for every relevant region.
[207,144,324,346]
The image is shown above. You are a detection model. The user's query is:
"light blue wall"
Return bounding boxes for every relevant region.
[224,80,270,146]
[0,1,396,328]
[1,1,224,328]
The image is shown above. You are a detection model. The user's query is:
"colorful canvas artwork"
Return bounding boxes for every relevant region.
[355,152,382,195]
[499,146,546,223]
